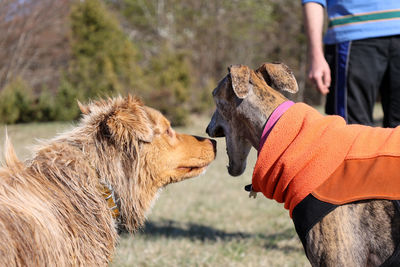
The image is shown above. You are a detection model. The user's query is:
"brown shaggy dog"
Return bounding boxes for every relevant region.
[0,95,216,266]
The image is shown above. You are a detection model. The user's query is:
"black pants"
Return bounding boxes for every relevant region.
[325,35,400,127]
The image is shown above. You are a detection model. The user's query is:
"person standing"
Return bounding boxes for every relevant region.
[302,0,400,127]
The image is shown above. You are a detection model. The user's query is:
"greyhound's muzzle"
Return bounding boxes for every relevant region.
[206,124,225,138]
[206,111,225,138]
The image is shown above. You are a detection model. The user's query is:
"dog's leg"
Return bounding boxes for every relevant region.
[306,200,400,267]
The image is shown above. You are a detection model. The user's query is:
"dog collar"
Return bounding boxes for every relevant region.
[100,184,120,219]
[75,144,121,220]
[258,101,294,154]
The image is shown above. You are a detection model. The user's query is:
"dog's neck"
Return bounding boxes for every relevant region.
[58,138,123,224]
[99,183,120,219]
[258,101,295,151]
[240,91,287,148]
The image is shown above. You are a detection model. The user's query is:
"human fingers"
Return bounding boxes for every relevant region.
[308,71,328,95]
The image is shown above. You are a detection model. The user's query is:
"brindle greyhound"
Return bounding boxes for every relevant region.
[206,62,400,266]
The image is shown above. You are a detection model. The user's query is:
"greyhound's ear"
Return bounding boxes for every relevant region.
[256,62,298,94]
[229,64,253,99]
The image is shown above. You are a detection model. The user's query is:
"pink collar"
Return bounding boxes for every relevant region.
[258,101,294,154]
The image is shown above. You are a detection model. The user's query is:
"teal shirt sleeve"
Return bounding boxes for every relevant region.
[302,0,326,8]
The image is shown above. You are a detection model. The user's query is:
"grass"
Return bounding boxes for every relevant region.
[0,116,310,267]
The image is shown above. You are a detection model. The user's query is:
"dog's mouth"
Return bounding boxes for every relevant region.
[227,161,246,176]
[225,138,251,177]
[176,161,214,178]
[177,164,209,173]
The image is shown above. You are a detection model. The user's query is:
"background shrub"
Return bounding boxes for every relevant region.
[65,0,145,99]
[0,77,34,124]
[33,86,56,122]
[144,47,192,126]
[53,77,83,121]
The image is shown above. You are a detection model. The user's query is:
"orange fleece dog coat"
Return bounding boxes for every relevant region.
[252,103,400,217]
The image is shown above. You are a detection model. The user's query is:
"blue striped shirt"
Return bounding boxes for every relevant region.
[302,0,400,44]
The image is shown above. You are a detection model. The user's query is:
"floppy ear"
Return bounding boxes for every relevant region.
[229,64,253,99]
[104,98,154,145]
[256,62,298,93]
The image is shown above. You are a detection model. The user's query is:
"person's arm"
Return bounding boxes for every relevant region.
[303,2,331,95]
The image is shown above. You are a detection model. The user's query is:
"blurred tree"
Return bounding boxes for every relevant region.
[34,86,56,122]
[65,0,145,99]
[145,46,192,125]
[112,0,310,108]
[0,0,70,92]
[0,77,34,124]
[53,76,83,121]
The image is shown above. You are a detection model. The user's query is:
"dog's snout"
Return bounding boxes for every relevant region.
[210,126,225,137]
[206,125,211,136]
[210,139,217,153]
[210,139,217,146]
[193,136,217,153]
[206,124,216,137]
[206,124,225,138]
[207,111,226,138]
[194,136,206,142]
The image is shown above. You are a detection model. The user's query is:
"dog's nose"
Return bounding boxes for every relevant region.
[206,124,212,136]
[206,124,225,138]
[210,139,217,153]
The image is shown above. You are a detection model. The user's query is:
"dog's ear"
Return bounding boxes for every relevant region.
[256,62,298,93]
[78,100,90,115]
[229,64,253,99]
[78,99,109,115]
[104,97,154,144]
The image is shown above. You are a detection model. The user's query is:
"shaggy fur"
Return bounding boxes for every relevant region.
[0,95,216,266]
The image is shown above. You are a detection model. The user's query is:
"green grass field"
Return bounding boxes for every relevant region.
[0,116,311,267]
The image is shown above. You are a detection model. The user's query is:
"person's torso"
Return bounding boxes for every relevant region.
[324,0,400,44]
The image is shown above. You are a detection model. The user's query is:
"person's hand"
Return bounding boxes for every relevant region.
[307,53,331,95]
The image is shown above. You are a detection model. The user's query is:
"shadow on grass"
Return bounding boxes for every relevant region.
[123,219,302,253]
[136,219,252,242]
[262,230,302,253]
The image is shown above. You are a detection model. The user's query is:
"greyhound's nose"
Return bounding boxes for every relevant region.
[206,124,225,138]
[206,124,212,136]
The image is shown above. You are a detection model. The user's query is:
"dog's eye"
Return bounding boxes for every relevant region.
[165,128,174,138]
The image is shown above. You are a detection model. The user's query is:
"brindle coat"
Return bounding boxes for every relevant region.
[206,62,400,266]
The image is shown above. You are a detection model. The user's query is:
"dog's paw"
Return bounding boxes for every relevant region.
[244,184,257,199]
